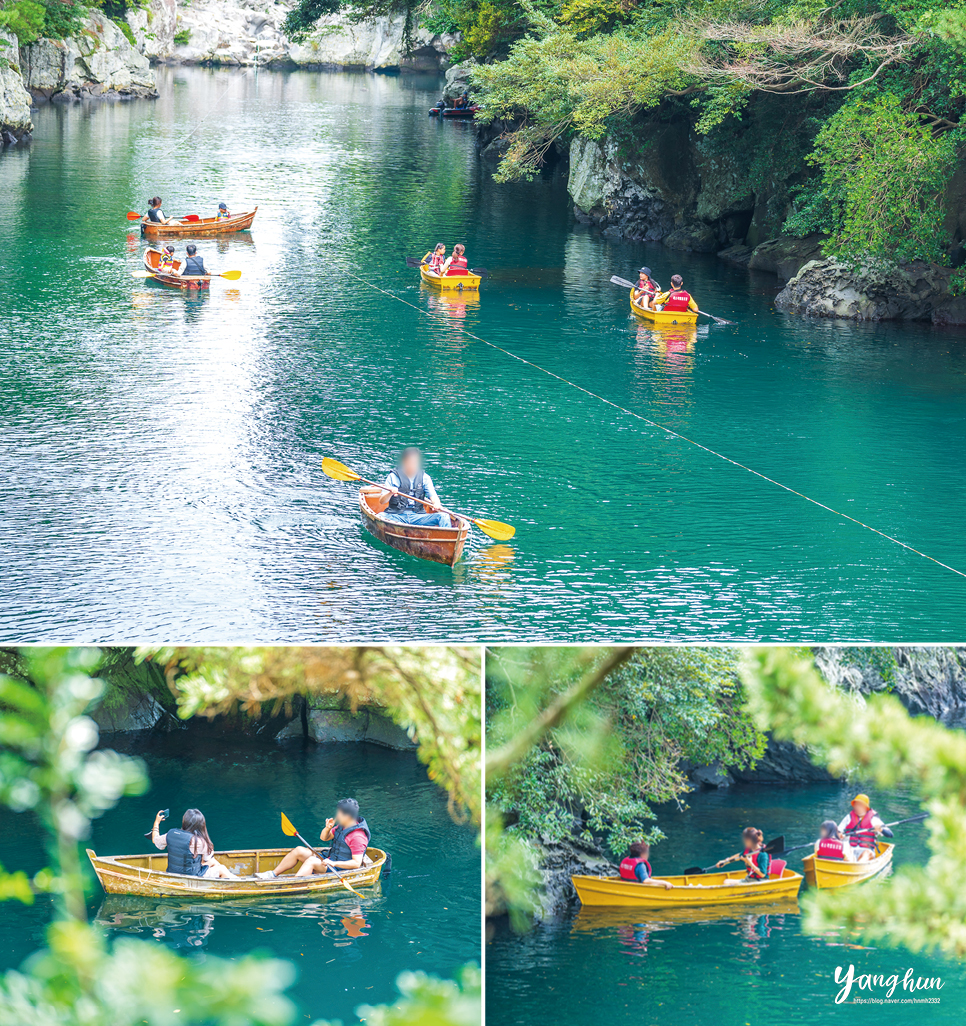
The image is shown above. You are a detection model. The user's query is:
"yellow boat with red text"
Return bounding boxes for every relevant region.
[802,841,894,890]
[419,253,481,291]
[630,291,698,325]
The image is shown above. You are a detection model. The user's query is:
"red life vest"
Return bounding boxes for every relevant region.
[636,278,656,296]
[428,253,445,272]
[448,255,468,275]
[619,856,651,881]
[663,289,692,312]
[743,847,770,879]
[844,808,878,849]
[816,836,848,860]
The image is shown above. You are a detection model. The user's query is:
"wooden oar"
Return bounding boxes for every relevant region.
[280,812,365,899]
[609,275,734,324]
[773,813,929,858]
[131,269,242,281]
[321,457,515,541]
[683,835,785,875]
[126,211,201,222]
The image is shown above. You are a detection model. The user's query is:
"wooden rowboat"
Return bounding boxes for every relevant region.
[802,841,894,890]
[630,292,698,325]
[572,866,803,908]
[140,208,257,238]
[143,247,210,289]
[358,489,469,566]
[87,846,387,899]
[420,263,482,291]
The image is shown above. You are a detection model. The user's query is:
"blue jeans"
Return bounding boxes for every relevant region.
[384,510,453,529]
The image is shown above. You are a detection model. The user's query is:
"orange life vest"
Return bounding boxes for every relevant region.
[663,288,692,312]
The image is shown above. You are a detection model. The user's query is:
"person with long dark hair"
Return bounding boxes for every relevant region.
[146,197,176,226]
[151,808,238,879]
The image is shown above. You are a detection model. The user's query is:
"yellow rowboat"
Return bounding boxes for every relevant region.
[630,292,698,325]
[572,867,803,908]
[87,846,388,899]
[419,262,481,291]
[802,841,894,890]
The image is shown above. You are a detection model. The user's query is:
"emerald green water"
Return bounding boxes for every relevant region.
[2,67,966,641]
[487,782,964,1025]
[0,733,480,1023]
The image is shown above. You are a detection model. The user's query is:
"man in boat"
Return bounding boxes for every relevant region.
[378,447,453,529]
[837,794,890,861]
[631,267,659,310]
[151,808,239,879]
[813,820,856,861]
[653,274,698,315]
[179,243,209,281]
[619,841,673,890]
[217,202,231,220]
[256,798,370,879]
[147,196,177,226]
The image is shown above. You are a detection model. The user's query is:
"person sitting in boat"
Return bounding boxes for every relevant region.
[180,244,209,278]
[814,820,856,862]
[378,447,453,529]
[216,202,231,220]
[454,91,468,109]
[158,245,177,273]
[426,242,446,274]
[443,243,468,276]
[653,274,698,315]
[720,827,770,884]
[632,266,659,310]
[256,798,370,879]
[151,808,239,880]
[147,196,176,226]
[619,841,673,890]
[838,794,889,861]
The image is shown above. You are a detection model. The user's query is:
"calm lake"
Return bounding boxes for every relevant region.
[2,67,965,642]
[0,732,480,1023]
[487,782,964,1024]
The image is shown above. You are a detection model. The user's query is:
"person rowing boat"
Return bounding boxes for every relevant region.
[147,196,178,226]
[256,798,370,879]
[426,242,447,274]
[151,808,239,880]
[653,274,698,315]
[838,793,891,861]
[178,243,209,283]
[371,447,453,529]
[719,826,770,885]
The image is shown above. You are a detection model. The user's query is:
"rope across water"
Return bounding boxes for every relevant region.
[344,269,966,581]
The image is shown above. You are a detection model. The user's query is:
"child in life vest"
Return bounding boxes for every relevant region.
[426,242,446,274]
[814,820,856,861]
[444,243,468,274]
[632,266,659,310]
[217,202,230,220]
[618,841,673,890]
[158,245,177,272]
[721,826,770,884]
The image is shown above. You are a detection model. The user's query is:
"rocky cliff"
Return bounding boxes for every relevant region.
[128,0,454,70]
[0,31,33,143]
[20,12,157,104]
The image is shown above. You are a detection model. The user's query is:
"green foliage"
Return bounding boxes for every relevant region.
[806,92,958,264]
[173,27,190,44]
[139,646,482,825]
[35,0,84,38]
[313,964,481,1026]
[486,647,767,919]
[0,0,45,44]
[282,0,342,41]
[743,647,966,958]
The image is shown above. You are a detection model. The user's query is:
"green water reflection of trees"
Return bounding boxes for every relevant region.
[0,647,480,1026]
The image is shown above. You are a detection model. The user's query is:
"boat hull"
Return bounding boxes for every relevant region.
[630,294,698,325]
[143,248,211,289]
[572,868,803,908]
[141,208,257,237]
[87,846,387,899]
[430,106,479,118]
[803,841,894,889]
[420,264,481,291]
[358,490,469,566]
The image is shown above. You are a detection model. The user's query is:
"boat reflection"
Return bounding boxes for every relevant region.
[636,322,698,369]
[572,898,800,936]
[424,285,480,321]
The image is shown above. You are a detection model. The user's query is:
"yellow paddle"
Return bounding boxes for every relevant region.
[280,812,365,899]
[130,269,242,281]
[321,457,515,541]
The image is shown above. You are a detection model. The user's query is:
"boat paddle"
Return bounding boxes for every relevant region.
[131,269,243,281]
[405,256,489,277]
[768,813,930,859]
[126,211,202,222]
[321,457,515,541]
[683,835,785,875]
[280,812,365,899]
[609,275,734,325]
